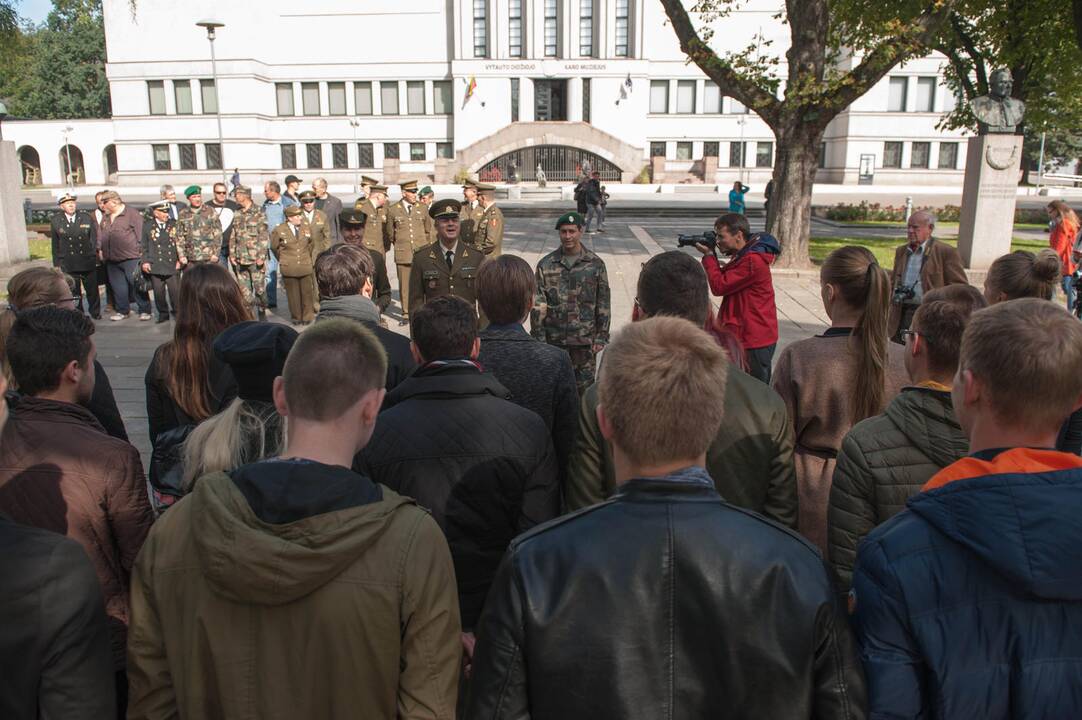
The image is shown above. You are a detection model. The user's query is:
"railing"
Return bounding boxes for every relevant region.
[478,145,621,183]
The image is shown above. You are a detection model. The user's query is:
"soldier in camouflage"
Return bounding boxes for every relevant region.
[177,185,224,264]
[230,185,271,320]
[531,211,611,394]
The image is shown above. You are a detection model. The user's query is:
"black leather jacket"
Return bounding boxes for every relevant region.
[465,468,867,720]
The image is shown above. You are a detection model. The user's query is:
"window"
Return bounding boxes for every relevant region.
[147,81,166,115]
[434,81,452,114]
[509,0,522,57]
[205,143,222,170]
[579,0,594,56]
[380,82,399,115]
[276,83,295,116]
[544,0,558,57]
[302,82,320,116]
[675,142,693,161]
[410,143,426,161]
[883,141,903,168]
[703,141,720,157]
[755,141,773,168]
[615,0,629,57]
[179,143,197,170]
[915,77,936,112]
[307,143,323,169]
[511,78,520,122]
[910,141,930,169]
[676,80,695,114]
[473,0,487,58]
[888,77,908,112]
[281,143,297,169]
[174,80,193,115]
[649,81,669,113]
[328,82,346,115]
[332,143,348,169]
[354,82,373,115]
[358,143,374,167]
[152,144,171,170]
[730,98,748,114]
[583,78,591,123]
[384,142,400,160]
[942,88,957,113]
[938,141,959,169]
[703,82,722,113]
[437,142,454,159]
[729,141,744,167]
[200,79,217,114]
[649,141,667,158]
[407,81,425,115]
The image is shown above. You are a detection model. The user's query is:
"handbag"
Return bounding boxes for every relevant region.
[148,423,193,513]
[132,265,152,294]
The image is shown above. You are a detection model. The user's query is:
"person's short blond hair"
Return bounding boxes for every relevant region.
[961,298,1082,430]
[598,317,727,466]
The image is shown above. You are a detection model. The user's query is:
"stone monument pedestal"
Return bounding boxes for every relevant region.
[0,142,30,266]
[956,134,1023,269]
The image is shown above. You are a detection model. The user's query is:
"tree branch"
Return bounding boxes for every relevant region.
[657,0,782,126]
[949,12,988,93]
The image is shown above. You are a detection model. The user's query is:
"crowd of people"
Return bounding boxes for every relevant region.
[2,186,1082,719]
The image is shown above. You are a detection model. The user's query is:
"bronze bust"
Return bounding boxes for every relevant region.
[970,69,1025,134]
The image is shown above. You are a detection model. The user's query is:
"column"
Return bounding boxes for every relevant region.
[521,77,536,121]
[567,77,583,121]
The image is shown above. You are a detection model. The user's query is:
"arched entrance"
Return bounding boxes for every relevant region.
[478,145,621,183]
[103,144,118,183]
[17,145,41,186]
[59,144,85,185]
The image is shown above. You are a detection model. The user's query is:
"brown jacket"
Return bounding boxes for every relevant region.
[385,199,431,265]
[270,221,315,277]
[408,242,484,312]
[0,396,152,669]
[888,239,969,337]
[302,208,333,255]
[127,466,461,720]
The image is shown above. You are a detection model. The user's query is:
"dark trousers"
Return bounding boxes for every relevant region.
[745,343,776,385]
[98,264,115,310]
[150,274,179,319]
[106,259,150,315]
[69,269,101,317]
[891,304,919,345]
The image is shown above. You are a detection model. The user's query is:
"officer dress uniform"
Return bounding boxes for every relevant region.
[339,208,392,313]
[230,188,271,317]
[271,207,317,325]
[531,212,612,394]
[409,198,484,314]
[140,203,182,322]
[298,190,333,256]
[385,180,430,320]
[50,194,101,317]
[475,198,505,257]
[459,180,486,249]
[353,192,393,314]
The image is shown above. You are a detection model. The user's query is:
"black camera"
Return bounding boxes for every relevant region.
[892,285,916,305]
[677,231,717,250]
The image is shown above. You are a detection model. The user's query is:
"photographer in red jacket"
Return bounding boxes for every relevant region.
[695,213,780,383]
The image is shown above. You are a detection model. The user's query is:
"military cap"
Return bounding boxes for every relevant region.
[419,185,433,197]
[475,182,496,194]
[149,199,172,213]
[183,185,202,198]
[400,179,419,192]
[284,205,303,217]
[57,192,76,204]
[298,189,317,202]
[339,208,368,227]
[462,179,478,188]
[284,174,302,185]
[369,183,389,194]
[234,184,252,196]
[212,321,299,403]
[429,198,462,220]
[361,175,380,187]
[555,211,585,229]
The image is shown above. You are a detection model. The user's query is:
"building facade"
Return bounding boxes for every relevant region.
[3,0,970,189]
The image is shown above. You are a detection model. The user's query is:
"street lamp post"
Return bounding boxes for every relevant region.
[62,125,74,191]
[196,20,227,185]
[736,116,747,186]
[349,118,361,193]
[0,100,8,141]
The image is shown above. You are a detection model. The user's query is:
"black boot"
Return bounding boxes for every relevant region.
[257,307,267,321]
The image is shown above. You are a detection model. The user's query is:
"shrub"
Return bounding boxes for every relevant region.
[633,165,651,184]
[453,167,473,184]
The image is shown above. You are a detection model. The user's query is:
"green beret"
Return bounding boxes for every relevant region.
[419,186,433,197]
[555,211,585,229]
[184,185,202,198]
[284,205,302,217]
[429,198,462,220]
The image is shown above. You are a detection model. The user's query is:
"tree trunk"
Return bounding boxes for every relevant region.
[767,127,822,268]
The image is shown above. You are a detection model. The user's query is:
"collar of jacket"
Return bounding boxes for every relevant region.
[386,362,511,406]
[8,394,106,433]
[315,295,381,327]
[921,447,1082,492]
[558,246,595,269]
[480,323,532,341]
[614,468,721,503]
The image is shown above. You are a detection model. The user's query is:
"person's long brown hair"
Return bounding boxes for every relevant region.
[821,246,891,422]
[157,263,252,420]
[0,267,74,386]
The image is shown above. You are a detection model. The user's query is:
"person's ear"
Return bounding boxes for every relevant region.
[469,337,481,360]
[362,278,373,298]
[597,404,614,441]
[631,301,643,323]
[961,369,981,408]
[910,332,923,358]
[61,359,82,386]
[272,376,289,417]
[358,387,384,426]
[410,342,424,365]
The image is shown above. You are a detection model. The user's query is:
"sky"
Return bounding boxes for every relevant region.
[18,0,54,24]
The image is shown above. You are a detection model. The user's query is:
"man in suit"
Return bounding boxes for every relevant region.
[459,179,485,249]
[385,180,430,324]
[409,199,484,314]
[50,193,101,318]
[888,211,969,343]
[158,185,183,222]
[474,183,504,257]
[312,177,343,244]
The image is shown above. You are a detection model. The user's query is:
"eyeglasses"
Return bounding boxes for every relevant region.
[901,329,920,343]
[214,189,227,195]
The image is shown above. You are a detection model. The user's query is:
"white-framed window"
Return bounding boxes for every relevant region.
[888,77,908,112]
[174,80,193,115]
[915,77,936,112]
[675,142,693,160]
[407,81,425,115]
[579,0,594,57]
[434,81,452,114]
[301,82,320,116]
[703,82,722,113]
[153,144,171,170]
[544,0,558,57]
[615,0,630,57]
[730,98,748,114]
[380,82,399,115]
[473,0,488,58]
[649,81,669,114]
[938,142,959,169]
[328,82,347,116]
[354,82,373,115]
[147,81,166,115]
[756,141,774,167]
[200,79,217,114]
[276,83,295,116]
[883,141,903,168]
[509,0,523,57]
[676,80,695,114]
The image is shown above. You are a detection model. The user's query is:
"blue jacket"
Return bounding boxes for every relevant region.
[852,448,1082,718]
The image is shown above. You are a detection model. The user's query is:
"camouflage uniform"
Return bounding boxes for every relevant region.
[531,246,611,394]
[230,204,270,310]
[176,204,224,263]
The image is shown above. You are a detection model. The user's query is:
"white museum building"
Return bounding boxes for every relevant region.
[2,0,970,189]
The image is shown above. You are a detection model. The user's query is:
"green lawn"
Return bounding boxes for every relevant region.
[28,237,51,262]
[827,220,1048,230]
[809,236,1047,266]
